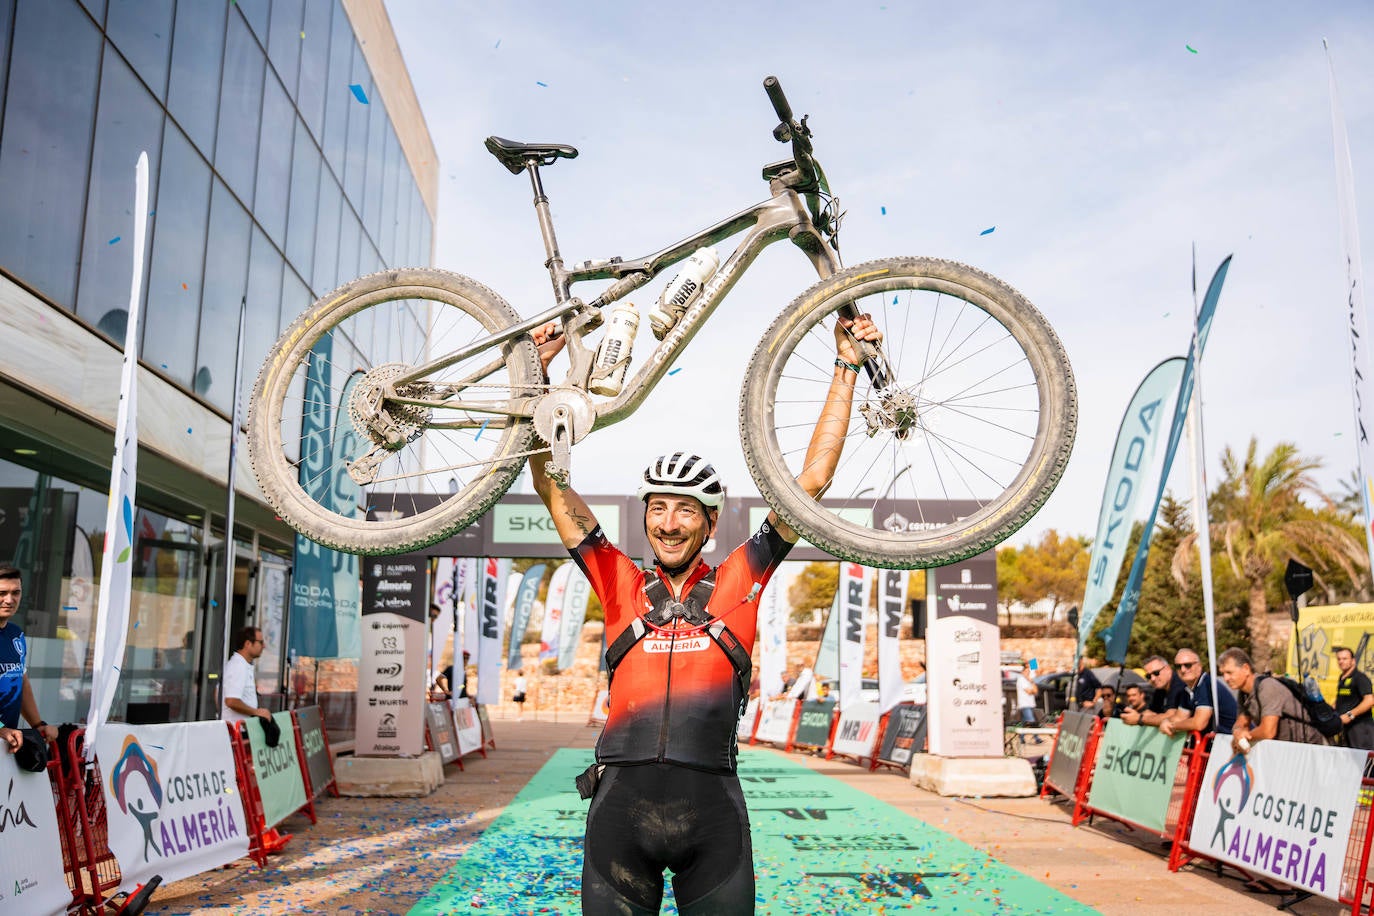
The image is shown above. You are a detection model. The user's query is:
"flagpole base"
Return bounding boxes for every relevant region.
[336,749,445,797]
[909,753,1037,797]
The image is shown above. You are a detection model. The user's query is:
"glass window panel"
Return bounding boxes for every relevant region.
[267,0,302,98]
[336,207,361,289]
[215,11,264,205]
[418,207,432,267]
[105,0,172,100]
[197,181,252,411]
[362,92,386,245]
[167,1,225,156]
[280,262,311,335]
[285,117,320,282]
[343,45,372,208]
[379,125,399,265]
[244,226,284,403]
[234,0,268,44]
[254,72,293,246]
[144,121,210,386]
[75,47,164,335]
[393,173,412,271]
[0,0,14,111]
[320,6,351,178]
[296,0,330,143]
[0,0,100,307]
[311,173,341,294]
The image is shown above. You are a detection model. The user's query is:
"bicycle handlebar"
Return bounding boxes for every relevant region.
[762,76,818,189]
[763,75,793,122]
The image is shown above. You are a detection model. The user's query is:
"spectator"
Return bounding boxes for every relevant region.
[1220,646,1328,753]
[435,650,472,700]
[1013,665,1038,724]
[1121,683,1149,717]
[1093,683,1120,718]
[1073,656,1100,709]
[222,625,271,725]
[513,669,528,720]
[1334,646,1374,750]
[1159,648,1237,737]
[1122,655,1188,727]
[0,565,58,754]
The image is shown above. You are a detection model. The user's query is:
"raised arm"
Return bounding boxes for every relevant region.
[769,314,881,542]
[528,323,601,548]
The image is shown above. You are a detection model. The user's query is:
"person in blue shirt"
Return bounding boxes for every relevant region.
[0,564,58,754]
[1158,647,1237,737]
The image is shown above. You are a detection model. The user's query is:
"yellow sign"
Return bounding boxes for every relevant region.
[1287,603,1374,700]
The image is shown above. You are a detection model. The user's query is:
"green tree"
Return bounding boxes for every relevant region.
[788,561,837,623]
[996,546,1023,628]
[996,530,1089,631]
[1178,438,1367,671]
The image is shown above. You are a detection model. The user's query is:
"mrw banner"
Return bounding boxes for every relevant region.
[476,558,510,705]
[1190,740,1366,900]
[877,569,907,713]
[244,711,308,829]
[0,752,70,915]
[97,722,249,892]
[1085,718,1186,832]
[837,563,871,712]
[1078,358,1184,644]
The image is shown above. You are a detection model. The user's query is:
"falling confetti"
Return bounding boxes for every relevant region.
[349,83,369,104]
[474,419,491,441]
[880,206,887,215]
[1186,44,1198,53]
[980,226,996,236]
[536,81,548,87]
[108,236,121,245]
[494,39,501,49]
[668,367,682,375]
[187,427,193,434]
[182,282,188,290]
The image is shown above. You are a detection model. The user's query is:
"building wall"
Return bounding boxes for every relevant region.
[0,0,436,727]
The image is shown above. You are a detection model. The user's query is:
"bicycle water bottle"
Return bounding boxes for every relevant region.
[649,247,719,340]
[589,302,640,396]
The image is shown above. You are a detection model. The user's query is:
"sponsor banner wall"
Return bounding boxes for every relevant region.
[793,699,836,747]
[754,698,799,745]
[294,706,334,799]
[1190,740,1366,900]
[425,701,459,764]
[1085,719,1186,832]
[453,698,483,756]
[837,563,870,711]
[877,569,907,713]
[476,558,510,705]
[877,703,927,767]
[1046,710,1096,795]
[0,752,70,915]
[358,553,429,756]
[244,711,308,828]
[97,722,249,892]
[830,700,882,759]
[926,616,1003,757]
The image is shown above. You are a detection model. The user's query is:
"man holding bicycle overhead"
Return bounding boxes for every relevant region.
[530,314,880,916]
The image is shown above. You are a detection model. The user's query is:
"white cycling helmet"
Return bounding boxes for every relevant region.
[636,453,724,509]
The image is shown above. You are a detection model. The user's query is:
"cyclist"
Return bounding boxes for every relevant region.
[530,314,880,915]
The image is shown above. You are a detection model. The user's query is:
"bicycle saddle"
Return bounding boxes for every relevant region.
[485,136,579,175]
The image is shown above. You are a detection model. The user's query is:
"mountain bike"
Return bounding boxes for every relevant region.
[247,77,1076,569]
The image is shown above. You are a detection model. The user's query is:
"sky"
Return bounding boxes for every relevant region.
[383,1,1374,547]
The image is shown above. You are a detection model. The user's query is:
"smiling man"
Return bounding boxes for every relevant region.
[0,564,58,754]
[531,315,879,915]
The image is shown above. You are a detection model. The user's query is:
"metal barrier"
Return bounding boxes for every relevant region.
[226,722,283,866]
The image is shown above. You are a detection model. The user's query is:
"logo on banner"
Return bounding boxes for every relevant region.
[1,778,37,831]
[108,735,238,863]
[377,713,397,739]
[376,663,402,678]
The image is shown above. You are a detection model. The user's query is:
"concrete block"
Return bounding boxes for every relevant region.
[336,750,445,797]
[908,754,1037,797]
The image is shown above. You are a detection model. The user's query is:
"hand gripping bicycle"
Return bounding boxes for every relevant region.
[247,76,1076,569]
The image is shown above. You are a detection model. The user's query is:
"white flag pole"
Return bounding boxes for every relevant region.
[85,152,149,761]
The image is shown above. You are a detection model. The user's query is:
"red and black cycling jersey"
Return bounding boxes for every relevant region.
[571,520,792,774]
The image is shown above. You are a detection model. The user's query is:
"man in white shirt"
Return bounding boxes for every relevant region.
[222,625,270,725]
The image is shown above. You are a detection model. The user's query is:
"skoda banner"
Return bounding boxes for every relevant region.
[294,705,335,798]
[1045,710,1096,796]
[792,699,836,748]
[1086,718,1186,832]
[358,555,429,756]
[244,711,308,828]
[1190,740,1366,900]
[925,616,1002,757]
[0,752,70,915]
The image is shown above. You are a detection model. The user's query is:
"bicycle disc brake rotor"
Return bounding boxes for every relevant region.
[859,384,920,440]
[350,362,434,449]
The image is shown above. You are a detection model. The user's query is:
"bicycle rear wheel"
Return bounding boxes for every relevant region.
[740,257,1076,568]
[248,268,542,555]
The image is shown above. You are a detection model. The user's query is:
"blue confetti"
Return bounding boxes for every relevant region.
[893,295,898,305]
[148,744,164,750]
[979,226,996,236]
[349,83,369,104]
[108,236,121,245]
[880,206,886,215]
[63,606,77,611]
[668,367,682,375]
[186,427,192,433]
[494,39,501,49]
[536,81,548,87]
[475,419,491,441]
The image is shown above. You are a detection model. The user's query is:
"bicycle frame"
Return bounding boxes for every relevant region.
[389,166,843,435]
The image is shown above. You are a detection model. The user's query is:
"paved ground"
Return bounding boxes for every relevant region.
[145,718,1347,915]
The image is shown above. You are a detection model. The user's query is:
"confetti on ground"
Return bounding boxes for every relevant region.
[108,236,121,245]
[979,226,996,236]
[350,83,369,104]
[1186,44,1198,53]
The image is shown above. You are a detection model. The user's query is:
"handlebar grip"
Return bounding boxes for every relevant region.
[763,76,793,123]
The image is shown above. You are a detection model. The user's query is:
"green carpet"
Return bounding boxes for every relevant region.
[410,748,1095,914]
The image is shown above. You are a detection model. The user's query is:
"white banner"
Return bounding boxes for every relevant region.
[86,152,148,760]
[0,753,70,915]
[452,698,483,756]
[1189,740,1366,900]
[758,576,787,699]
[591,689,610,724]
[557,566,592,671]
[431,557,457,680]
[926,616,1003,757]
[97,722,249,891]
[540,562,572,665]
[737,698,760,739]
[460,558,478,660]
[837,562,870,711]
[476,558,510,705]
[877,569,907,713]
[831,699,882,759]
[753,698,798,745]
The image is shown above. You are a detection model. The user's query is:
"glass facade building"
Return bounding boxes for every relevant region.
[0,0,435,730]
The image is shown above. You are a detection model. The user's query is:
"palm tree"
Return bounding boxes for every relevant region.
[1174,438,1367,671]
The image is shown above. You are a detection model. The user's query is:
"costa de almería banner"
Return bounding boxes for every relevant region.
[0,752,70,915]
[244,711,308,828]
[1189,740,1366,900]
[97,722,249,892]
[1085,718,1186,832]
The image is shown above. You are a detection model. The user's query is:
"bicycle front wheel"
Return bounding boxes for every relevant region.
[248,268,542,555]
[740,257,1076,568]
